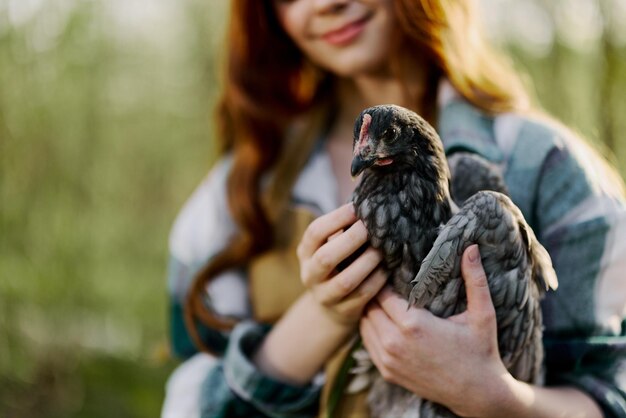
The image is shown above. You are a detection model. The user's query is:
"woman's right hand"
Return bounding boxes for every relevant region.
[252,204,385,384]
[296,203,387,327]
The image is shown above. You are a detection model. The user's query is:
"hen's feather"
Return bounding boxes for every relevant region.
[349,105,557,418]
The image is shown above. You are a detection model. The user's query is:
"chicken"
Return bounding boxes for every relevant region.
[447,152,509,206]
[349,104,558,418]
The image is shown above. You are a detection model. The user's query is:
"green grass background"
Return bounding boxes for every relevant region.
[0,1,624,417]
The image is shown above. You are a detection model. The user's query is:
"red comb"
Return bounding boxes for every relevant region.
[355,113,372,155]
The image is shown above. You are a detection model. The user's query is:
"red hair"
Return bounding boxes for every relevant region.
[185,0,530,351]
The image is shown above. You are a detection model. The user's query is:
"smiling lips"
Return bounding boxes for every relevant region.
[321,15,370,46]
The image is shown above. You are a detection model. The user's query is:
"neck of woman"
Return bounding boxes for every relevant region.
[332,59,431,135]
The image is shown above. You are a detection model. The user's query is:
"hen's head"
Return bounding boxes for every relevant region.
[351,104,447,179]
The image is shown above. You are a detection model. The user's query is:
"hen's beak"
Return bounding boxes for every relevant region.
[351,154,375,178]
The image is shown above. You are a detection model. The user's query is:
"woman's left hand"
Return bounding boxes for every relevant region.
[360,245,510,418]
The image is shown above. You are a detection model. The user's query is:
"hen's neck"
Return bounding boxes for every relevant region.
[360,167,452,229]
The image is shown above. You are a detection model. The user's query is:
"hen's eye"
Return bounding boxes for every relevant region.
[383,128,396,141]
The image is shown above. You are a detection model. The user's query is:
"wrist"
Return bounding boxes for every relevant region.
[475,374,604,418]
[477,373,531,418]
[449,368,526,418]
[253,292,357,385]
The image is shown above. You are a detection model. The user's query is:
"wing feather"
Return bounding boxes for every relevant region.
[409,191,557,383]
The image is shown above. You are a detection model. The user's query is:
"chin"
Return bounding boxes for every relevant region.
[322,29,394,76]
[313,48,392,78]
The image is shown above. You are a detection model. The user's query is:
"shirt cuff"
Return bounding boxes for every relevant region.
[222,321,322,418]
[559,374,626,418]
[545,336,626,417]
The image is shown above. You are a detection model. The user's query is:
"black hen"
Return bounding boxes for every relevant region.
[350,104,558,418]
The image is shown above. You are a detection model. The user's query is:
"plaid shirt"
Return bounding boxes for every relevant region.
[165,88,626,417]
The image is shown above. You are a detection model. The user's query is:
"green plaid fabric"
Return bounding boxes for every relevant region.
[167,95,626,417]
[440,101,626,417]
[199,322,322,418]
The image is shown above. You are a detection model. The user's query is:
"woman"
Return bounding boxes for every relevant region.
[162,1,626,417]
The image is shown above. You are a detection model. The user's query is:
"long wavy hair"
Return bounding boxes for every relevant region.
[184,0,532,352]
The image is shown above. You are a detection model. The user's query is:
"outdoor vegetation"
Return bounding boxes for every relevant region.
[0,0,624,417]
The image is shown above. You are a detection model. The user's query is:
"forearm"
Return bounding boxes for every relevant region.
[483,374,603,418]
[253,292,355,385]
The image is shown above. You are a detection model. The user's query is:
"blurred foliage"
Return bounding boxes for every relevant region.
[0,0,226,416]
[484,0,626,174]
[0,0,624,417]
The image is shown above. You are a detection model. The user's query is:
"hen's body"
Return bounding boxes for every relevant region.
[349,105,557,418]
[353,168,451,299]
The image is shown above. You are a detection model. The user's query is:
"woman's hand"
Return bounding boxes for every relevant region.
[297,203,387,327]
[253,203,386,385]
[360,245,509,417]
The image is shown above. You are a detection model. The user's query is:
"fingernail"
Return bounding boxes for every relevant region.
[468,245,480,264]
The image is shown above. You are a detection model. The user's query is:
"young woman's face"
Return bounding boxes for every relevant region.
[273,0,397,77]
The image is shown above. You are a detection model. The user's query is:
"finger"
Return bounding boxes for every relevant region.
[461,245,496,327]
[360,315,385,368]
[363,300,398,335]
[315,248,383,302]
[376,286,415,323]
[319,265,386,318]
[362,267,388,296]
[297,203,356,260]
[377,286,436,334]
[303,220,369,286]
[327,230,342,241]
[361,303,405,377]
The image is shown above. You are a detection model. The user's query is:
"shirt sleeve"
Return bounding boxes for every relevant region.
[528,127,626,417]
[167,156,250,357]
[199,322,322,418]
[165,158,322,417]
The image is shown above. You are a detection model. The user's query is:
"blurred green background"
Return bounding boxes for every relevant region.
[0,0,624,417]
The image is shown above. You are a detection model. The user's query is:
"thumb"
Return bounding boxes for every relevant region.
[461,245,496,328]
